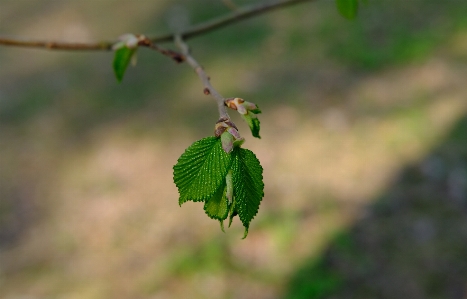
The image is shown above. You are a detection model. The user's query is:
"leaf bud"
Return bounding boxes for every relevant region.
[112,33,139,50]
[225,98,261,115]
[214,117,244,153]
[221,131,234,153]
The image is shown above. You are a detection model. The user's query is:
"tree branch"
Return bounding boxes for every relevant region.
[137,36,184,63]
[0,37,113,50]
[151,0,315,43]
[0,0,315,51]
[175,35,230,121]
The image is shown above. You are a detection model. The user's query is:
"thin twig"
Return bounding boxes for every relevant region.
[151,0,315,43]
[222,0,239,11]
[0,0,315,51]
[137,36,185,63]
[0,36,112,50]
[175,35,230,120]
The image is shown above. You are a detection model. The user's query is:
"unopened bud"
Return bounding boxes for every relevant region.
[221,131,234,153]
[225,98,261,115]
[227,127,241,139]
[214,117,244,152]
[113,34,139,50]
[226,170,233,204]
[214,117,238,137]
[214,121,228,137]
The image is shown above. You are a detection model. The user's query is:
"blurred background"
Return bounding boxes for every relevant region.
[1,0,467,298]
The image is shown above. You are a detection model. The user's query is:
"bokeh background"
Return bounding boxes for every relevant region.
[1,0,467,298]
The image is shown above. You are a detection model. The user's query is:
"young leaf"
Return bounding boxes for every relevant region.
[113,47,137,82]
[231,148,264,238]
[221,131,234,153]
[225,170,233,204]
[173,137,232,205]
[225,98,262,138]
[251,117,261,139]
[336,0,359,20]
[228,198,237,228]
[241,114,261,139]
[204,182,229,221]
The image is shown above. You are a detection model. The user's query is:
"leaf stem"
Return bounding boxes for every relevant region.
[175,35,230,120]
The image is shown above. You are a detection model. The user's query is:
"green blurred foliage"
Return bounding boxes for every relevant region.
[335,0,359,20]
[323,0,467,69]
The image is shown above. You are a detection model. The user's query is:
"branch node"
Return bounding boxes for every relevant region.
[137,35,185,63]
[175,35,231,121]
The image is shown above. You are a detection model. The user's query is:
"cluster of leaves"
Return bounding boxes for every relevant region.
[110,34,266,238]
[173,137,264,238]
[108,1,363,239]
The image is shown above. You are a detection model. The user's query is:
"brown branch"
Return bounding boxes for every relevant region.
[151,0,315,43]
[0,0,315,51]
[137,36,185,63]
[0,36,113,50]
[175,35,230,121]
[222,0,239,11]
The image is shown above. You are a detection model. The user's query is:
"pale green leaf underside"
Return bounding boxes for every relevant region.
[173,137,232,205]
[113,47,136,82]
[204,183,229,221]
[232,148,264,234]
[336,0,358,20]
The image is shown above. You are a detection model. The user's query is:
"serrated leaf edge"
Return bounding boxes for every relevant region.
[203,182,229,221]
[232,148,264,232]
[173,137,233,205]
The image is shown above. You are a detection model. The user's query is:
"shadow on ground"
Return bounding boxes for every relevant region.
[285,115,467,299]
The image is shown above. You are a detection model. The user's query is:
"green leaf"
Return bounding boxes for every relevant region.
[250,108,262,114]
[231,148,264,238]
[241,114,261,139]
[225,170,233,204]
[228,199,237,228]
[204,182,229,221]
[113,47,137,82]
[251,118,261,139]
[174,137,264,238]
[173,137,232,205]
[336,0,358,20]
